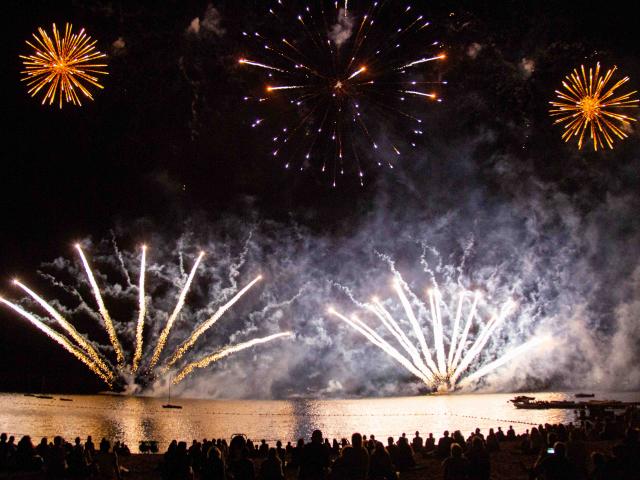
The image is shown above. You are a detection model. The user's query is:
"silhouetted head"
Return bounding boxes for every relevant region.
[387,437,394,446]
[450,443,462,458]
[352,433,362,448]
[415,431,419,436]
[100,440,110,453]
[553,442,566,457]
[268,448,278,460]
[444,430,449,437]
[54,436,62,447]
[311,430,323,444]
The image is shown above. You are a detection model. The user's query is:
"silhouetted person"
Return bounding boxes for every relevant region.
[386,438,398,466]
[531,442,576,480]
[229,446,255,480]
[290,439,304,469]
[507,426,516,441]
[485,429,499,453]
[16,435,41,471]
[425,433,435,453]
[394,437,414,471]
[46,436,67,478]
[85,436,95,458]
[368,443,396,480]
[437,431,453,458]
[589,452,609,480]
[466,437,490,480]
[412,432,423,453]
[442,443,469,480]
[67,436,88,476]
[202,446,226,480]
[260,448,284,480]
[299,430,330,480]
[259,440,270,458]
[332,433,369,480]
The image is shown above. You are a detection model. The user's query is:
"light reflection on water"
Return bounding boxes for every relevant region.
[1,391,638,450]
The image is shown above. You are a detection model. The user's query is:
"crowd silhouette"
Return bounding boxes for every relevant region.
[1,408,639,479]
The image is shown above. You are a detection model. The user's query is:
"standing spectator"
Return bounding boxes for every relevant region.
[299,430,330,480]
[466,437,489,480]
[93,439,120,480]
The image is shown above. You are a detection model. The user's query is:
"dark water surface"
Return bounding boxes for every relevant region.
[1,391,638,449]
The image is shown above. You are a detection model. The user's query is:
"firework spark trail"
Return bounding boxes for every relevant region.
[549,62,639,150]
[367,301,433,377]
[238,59,286,72]
[164,275,263,369]
[173,332,293,384]
[428,290,447,376]
[149,251,205,369]
[333,276,531,390]
[450,300,516,384]
[329,309,433,385]
[393,281,439,374]
[132,246,147,373]
[398,54,446,70]
[0,297,113,385]
[13,280,113,377]
[457,336,549,388]
[76,245,125,366]
[447,293,465,367]
[450,292,480,372]
[20,23,107,108]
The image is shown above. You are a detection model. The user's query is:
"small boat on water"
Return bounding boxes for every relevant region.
[575,393,595,398]
[509,395,535,403]
[162,378,182,409]
[35,395,54,399]
[59,398,73,402]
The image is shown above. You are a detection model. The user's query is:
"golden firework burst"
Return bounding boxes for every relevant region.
[20,23,107,108]
[549,62,638,150]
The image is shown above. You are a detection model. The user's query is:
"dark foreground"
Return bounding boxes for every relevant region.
[2,411,639,479]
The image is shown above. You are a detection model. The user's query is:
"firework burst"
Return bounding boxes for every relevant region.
[20,23,108,108]
[0,245,291,389]
[329,276,547,392]
[549,62,638,150]
[239,0,446,186]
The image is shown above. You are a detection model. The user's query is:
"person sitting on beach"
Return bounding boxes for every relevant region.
[299,430,330,480]
[202,445,226,480]
[94,439,120,480]
[442,443,469,480]
[465,437,489,480]
[485,429,499,453]
[46,436,67,478]
[36,437,48,461]
[228,437,255,480]
[260,448,285,480]
[452,431,466,451]
[16,435,41,472]
[368,442,396,480]
[85,436,96,458]
[276,440,286,465]
[424,433,435,453]
[530,442,576,480]
[67,436,88,476]
[385,437,398,466]
[411,432,423,453]
[437,431,453,458]
[259,440,270,458]
[394,436,415,471]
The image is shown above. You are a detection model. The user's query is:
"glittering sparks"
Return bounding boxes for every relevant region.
[0,245,289,388]
[20,23,107,108]
[173,332,293,384]
[239,1,445,186]
[330,276,542,391]
[549,63,638,150]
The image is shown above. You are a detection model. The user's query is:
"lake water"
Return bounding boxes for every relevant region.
[1,391,638,450]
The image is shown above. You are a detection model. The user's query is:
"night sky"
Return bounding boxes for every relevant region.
[2,0,640,396]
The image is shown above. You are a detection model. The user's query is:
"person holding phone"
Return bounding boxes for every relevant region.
[529,442,577,480]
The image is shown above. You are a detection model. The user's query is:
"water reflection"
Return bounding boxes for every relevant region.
[1,391,638,450]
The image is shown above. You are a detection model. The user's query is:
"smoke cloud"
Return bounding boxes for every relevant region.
[329,8,355,48]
